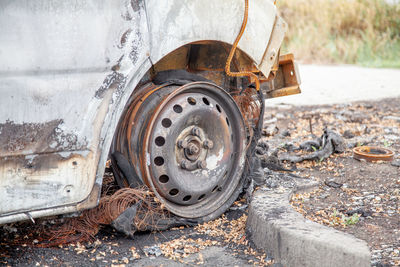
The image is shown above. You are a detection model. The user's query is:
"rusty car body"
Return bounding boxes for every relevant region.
[0,0,300,225]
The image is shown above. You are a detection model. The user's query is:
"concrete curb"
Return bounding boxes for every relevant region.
[246,180,371,267]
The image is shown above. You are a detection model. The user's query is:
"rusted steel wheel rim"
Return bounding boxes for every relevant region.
[125,82,246,219]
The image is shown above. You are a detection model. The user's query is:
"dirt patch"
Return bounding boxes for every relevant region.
[263,97,400,266]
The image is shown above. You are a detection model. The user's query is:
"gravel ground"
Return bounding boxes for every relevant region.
[261,97,400,266]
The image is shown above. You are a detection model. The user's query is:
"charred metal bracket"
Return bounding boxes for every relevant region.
[262,53,301,99]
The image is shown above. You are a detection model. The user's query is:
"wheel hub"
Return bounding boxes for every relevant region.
[176,126,212,169]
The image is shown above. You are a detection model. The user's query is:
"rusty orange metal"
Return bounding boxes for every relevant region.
[263,53,301,99]
[232,88,261,129]
[353,146,395,162]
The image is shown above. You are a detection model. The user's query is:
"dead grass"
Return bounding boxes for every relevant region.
[278,0,400,68]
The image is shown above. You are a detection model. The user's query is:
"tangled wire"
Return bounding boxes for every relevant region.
[38,187,169,246]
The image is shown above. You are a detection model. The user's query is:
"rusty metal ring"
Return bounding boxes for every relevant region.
[353,146,395,162]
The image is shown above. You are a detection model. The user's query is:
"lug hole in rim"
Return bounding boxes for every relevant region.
[159,175,169,183]
[155,136,165,146]
[183,195,192,201]
[226,117,230,126]
[162,118,172,128]
[187,97,196,105]
[216,104,222,113]
[154,157,164,166]
[173,104,183,113]
[202,97,210,105]
[198,194,206,201]
[212,185,219,193]
[169,189,179,196]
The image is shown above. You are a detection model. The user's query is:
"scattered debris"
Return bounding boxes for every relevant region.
[255,139,269,156]
[261,149,293,172]
[346,209,373,218]
[343,129,355,139]
[299,139,321,152]
[391,160,400,167]
[347,136,376,148]
[324,180,343,188]
[143,245,162,257]
[279,129,291,138]
[279,128,346,163]
[262,124,279,137]
[302,113,320,134]
[265,98,400,266]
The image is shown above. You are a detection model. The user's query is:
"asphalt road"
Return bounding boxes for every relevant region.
[266,64,400,106]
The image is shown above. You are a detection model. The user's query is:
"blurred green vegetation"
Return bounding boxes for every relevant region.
[278,0,400,68]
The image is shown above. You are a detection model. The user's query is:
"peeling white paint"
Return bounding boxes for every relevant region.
[206,148,224,170]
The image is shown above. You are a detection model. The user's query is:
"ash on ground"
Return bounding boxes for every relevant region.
[259,97,400,267]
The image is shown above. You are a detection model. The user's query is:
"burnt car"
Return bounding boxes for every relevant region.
[0,0,300,224]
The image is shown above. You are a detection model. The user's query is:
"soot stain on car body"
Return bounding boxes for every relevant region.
[0,120,86,155]
[95,72,127,99]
